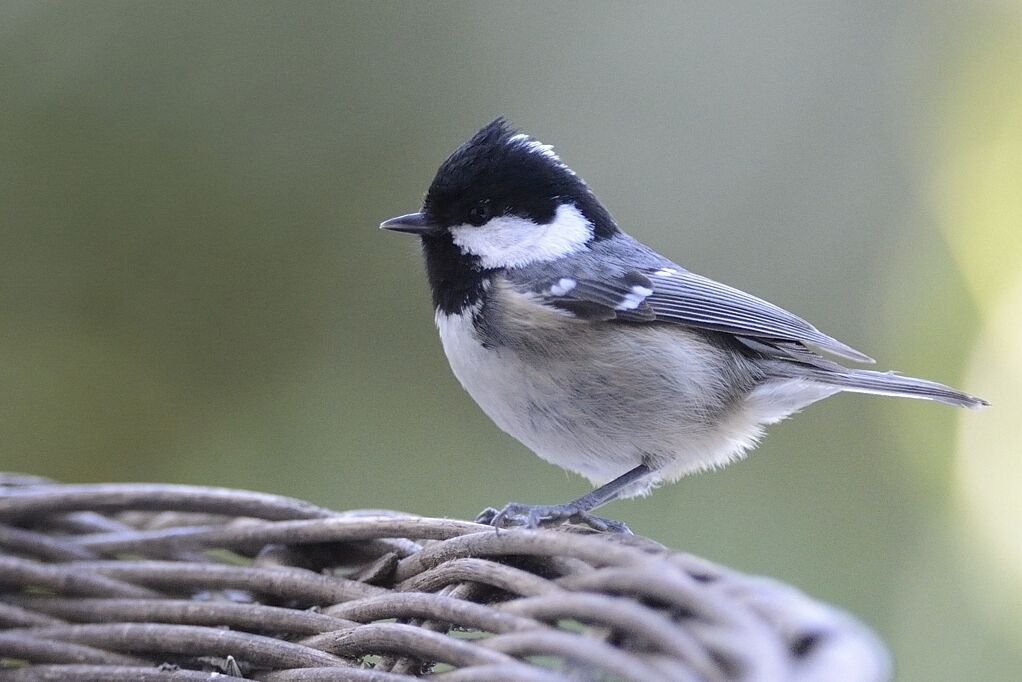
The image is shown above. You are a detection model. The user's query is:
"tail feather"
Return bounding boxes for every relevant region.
[795,368,988,409]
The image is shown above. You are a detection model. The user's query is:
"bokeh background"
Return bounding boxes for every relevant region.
[2,1,1019,678]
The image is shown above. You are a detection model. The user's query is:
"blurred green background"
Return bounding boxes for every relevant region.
[2,2,1019,678]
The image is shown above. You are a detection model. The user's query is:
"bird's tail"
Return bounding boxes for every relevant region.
[790,367,988,409]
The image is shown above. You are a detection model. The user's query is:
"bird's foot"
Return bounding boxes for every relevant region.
[475,502,632,534]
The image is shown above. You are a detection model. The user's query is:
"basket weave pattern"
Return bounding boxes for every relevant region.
[0,475,888,681]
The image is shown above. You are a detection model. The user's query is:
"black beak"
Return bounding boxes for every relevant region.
[379,212,438,236]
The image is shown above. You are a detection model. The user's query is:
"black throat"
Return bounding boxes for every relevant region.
[420,231,493,315]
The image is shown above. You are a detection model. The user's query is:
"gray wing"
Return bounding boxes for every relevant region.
[527,266,874,363]
[645,268,874,362]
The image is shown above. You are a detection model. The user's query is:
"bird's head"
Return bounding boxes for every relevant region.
[381,118,618,270]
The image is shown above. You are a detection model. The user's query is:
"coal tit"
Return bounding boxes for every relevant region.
[381,118,987,532]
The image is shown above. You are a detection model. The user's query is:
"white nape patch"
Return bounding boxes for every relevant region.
[508,133,562,163]
[655,267,678,277]
[450,203,594,269]
[549,278,576,296]
[616,285,653,311]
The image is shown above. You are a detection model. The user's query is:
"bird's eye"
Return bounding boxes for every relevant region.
[467,201,492,225]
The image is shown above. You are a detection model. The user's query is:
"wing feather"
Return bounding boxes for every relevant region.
[645,270,874,363]
[524,264,873,363]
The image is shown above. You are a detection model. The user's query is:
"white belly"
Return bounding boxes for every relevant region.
[435,300,827,495]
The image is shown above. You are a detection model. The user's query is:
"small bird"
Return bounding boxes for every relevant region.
[380,118,987,532]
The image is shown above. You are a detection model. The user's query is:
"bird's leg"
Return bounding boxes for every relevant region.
[475,463,652,533]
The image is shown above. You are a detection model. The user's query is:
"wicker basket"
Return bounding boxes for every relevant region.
[0,474,888,681]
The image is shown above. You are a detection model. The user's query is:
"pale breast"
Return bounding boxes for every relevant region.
[433,279,773,490]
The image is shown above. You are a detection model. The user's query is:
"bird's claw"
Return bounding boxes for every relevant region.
[474,507,500,525]
[475,502,632,534]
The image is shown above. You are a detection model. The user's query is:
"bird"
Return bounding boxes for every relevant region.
[380,117,987,532]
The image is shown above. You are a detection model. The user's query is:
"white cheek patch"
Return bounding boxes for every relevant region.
[450,203,594,269]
